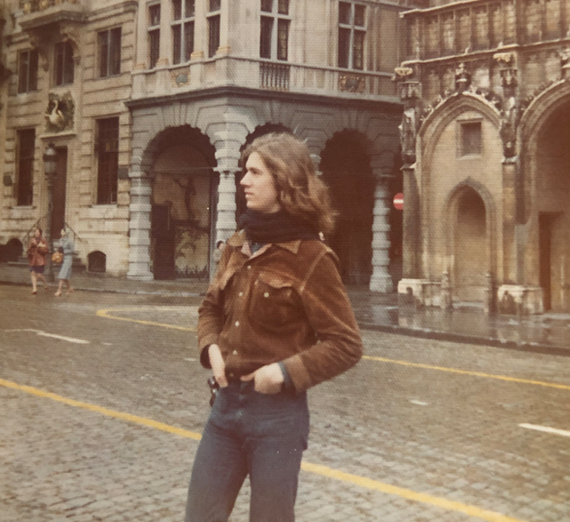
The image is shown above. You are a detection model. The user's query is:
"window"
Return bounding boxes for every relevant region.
[259,0,290,61]
[148,4,161,68]
[54,41,74,86]
[98,28,122,77]
[460,122,482,156]
[338,2,366,70]
[172,0,195,64]
[96,118,119,205]
[18,49,38,93]
[16,129,35,206]
[208,0,221,58]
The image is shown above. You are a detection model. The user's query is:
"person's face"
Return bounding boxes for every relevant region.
[241,152,281,214]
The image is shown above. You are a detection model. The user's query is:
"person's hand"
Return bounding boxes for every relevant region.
[241,363,284,394]
[208,344,228,387]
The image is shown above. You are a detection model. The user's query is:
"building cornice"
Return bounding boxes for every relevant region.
[125,85,402,113]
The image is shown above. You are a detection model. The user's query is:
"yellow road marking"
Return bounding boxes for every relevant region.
[97,307,196,332]
[301,462,525,522]
[363,355,570,391]
[0,377,200,440]
[0,377,528,522]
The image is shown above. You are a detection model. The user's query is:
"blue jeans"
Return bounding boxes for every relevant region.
[185,381,310,522]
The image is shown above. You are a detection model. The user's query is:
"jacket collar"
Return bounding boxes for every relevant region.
[227,230,302,254]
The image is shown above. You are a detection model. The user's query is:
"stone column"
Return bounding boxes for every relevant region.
[369,180,393,293]
[214,168,239,244]
[402,165,420,278]
[502,158,517,283]
[158,1,173,67]
[127,171,153,280]
[134,1,148,69]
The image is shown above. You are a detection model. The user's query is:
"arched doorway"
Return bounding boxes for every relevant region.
[535,103,570,311]
[321,131,375,285]
[150,127,217,279]
[453,187,487,302]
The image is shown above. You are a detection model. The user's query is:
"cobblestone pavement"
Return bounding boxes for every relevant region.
[1,286,570,521]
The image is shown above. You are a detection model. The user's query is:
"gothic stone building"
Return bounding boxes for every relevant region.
[395,0,570,314]
[0,0,416,289]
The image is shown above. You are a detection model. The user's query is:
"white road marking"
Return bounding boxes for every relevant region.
[36,332,90,344]
[519,423,570,438]
[3,329,89,345]
[184,358,197,362]
[409,399,429,406]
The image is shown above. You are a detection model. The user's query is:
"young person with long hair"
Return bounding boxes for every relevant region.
[185,133,363,522]
[27,227,49,294]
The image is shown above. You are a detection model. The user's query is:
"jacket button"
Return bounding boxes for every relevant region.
[247,265,252,270]
[235,321,240,327]
[264,292,269,298]
[232,350,238,355]
[238,292,243,297]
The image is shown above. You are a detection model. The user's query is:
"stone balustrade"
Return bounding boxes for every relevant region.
[131,56,397,101]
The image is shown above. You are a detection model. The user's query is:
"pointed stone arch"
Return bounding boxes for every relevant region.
[443,179,497,302]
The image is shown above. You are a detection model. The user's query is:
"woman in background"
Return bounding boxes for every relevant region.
[27,227,49,295]
[55,228,74,297]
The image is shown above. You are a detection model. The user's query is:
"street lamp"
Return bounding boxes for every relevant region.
[43,142,58,281]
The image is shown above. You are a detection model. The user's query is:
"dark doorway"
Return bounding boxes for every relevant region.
[321,132,374,285]
[52,147,67,240]
[152,204,176,279]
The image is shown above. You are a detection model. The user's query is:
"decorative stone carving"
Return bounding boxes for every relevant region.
[339,74,365,93]
[560,48,570,80]
[393,66,422,166]
[493,53,520,158]
[171,69,190,87]
[45,91,75,133]
[454,62,472,93]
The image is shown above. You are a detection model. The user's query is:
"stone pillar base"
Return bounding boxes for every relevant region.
[497,285,544,315]
[369,274,393,293]
[126,268,154,281]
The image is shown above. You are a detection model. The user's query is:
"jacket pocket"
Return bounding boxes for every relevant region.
[249,272,303,331]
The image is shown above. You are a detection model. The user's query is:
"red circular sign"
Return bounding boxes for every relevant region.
[393,192,404,210]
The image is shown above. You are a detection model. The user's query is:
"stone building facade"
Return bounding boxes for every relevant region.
[396,0,570,313]
[0,0,414,289]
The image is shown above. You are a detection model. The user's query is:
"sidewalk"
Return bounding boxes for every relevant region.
[2,263,569,355]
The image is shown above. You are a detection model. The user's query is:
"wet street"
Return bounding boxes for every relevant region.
[1,285,569,522]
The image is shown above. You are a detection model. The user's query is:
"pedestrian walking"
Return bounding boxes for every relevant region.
[184,132,363,522]
[27,227,49,295]
[54,228,74,297]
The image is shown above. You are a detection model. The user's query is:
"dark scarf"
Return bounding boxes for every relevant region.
[238,209,320,244]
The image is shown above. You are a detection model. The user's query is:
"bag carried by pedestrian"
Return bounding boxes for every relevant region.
[51,248,64,264]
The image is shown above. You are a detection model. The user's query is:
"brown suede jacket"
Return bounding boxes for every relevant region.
[198,230,363,393]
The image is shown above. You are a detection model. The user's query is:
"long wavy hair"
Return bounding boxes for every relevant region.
[241,133,337,236]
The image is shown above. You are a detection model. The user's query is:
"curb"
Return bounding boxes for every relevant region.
[0,279,204,298]
[359,322,570,358]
